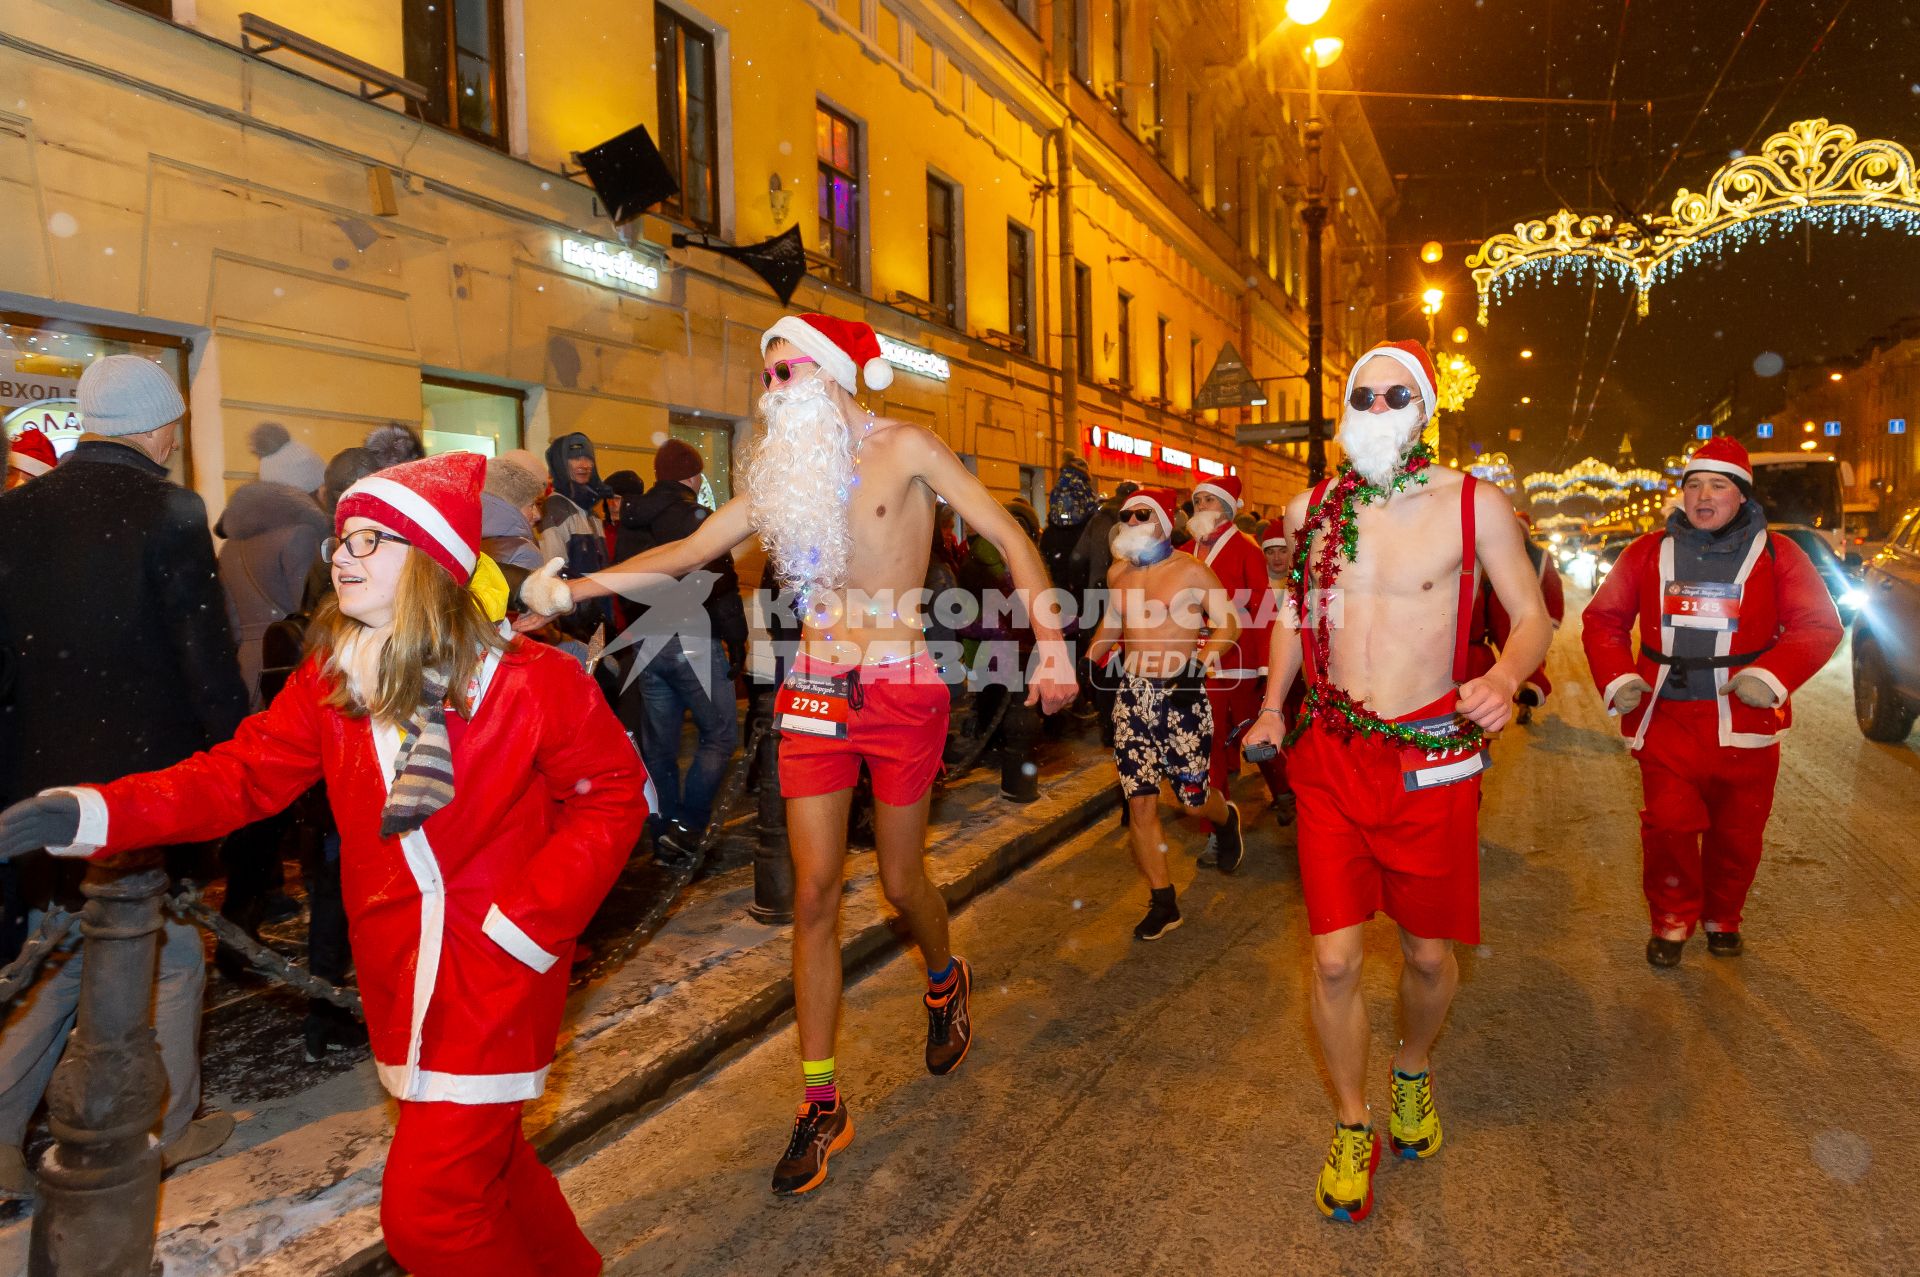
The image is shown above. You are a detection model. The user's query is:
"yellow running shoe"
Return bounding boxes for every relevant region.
[1388,1067,1443,1160]
[1314,1122,1381,1223]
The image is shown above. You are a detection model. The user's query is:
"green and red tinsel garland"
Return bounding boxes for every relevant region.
[1284,442,1488,756]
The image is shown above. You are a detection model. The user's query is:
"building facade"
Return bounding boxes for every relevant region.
[0,0,1392,545]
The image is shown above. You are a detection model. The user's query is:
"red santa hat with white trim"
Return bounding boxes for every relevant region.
[1192,473,1242,515]
[760,312,895,393]
[335,452,485,584]
[1344,339,1439,415]
[1121,486,1180,538]
[1682,437,1754,496]
[7,427,58,478]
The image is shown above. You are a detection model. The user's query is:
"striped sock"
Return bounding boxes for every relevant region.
[927,957,958,1002]
[802,1057,837,1109]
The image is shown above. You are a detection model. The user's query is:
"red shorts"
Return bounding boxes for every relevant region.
[1290,690,1484,944]
[777,652,951,806]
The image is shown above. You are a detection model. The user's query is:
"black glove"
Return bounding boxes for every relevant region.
[0,793,82,860]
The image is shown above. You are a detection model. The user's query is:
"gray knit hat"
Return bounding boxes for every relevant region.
[250,422,327,493]
[77,354,185,437]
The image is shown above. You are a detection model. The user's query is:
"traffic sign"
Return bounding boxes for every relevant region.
[1695,424,1713,440]
[1891,418,1907,435]
[1236,420,1314,445]
[1756,422,1774,439]
[1824,420,1842,437]
[1195,343,1265,410]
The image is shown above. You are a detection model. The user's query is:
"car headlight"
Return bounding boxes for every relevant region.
[1839,587,1866,608]
[1597,561,1612,578]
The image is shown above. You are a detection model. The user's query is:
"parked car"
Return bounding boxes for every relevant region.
[1778,526,1867,621]
[1852,505,1920,742]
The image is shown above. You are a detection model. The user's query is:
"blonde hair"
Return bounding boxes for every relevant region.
[307,551,507,724]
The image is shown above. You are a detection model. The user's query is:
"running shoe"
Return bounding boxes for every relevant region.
[1214,802,1245,874]
[1133,893,1182,941]
[1645,935,1685,968]
[1706,929,1744,957]
[925,956,973,1075]
[1387,1067,1443,1160]
[771,1101,854,1195]
[1314,1122,1381,1222]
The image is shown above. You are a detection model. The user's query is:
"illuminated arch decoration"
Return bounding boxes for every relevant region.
[1522,457,1668,506]
[1467,119,1920,324]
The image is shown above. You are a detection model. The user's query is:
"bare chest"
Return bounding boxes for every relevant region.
[1310,485,1466,601]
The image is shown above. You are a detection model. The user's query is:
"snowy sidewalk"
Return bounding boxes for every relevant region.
[0,739,1122,1277]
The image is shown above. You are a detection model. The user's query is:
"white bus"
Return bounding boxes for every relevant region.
[1749,451,1851,558]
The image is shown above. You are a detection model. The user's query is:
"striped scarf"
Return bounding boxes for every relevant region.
[379,669,455,838]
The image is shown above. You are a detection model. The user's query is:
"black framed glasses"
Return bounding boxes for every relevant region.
[1119,509,1158,524]
[323,530,412,562]
[1349,384,1420,412]
[761,356,819,389]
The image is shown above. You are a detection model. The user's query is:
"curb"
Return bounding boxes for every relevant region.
[332,778,1122,1276]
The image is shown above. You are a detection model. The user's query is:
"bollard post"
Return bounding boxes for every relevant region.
[999,695,1041,803]
[29,864,169,1277]
[747,690,794,924]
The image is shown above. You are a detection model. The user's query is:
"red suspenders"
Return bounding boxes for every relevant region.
[1453,475,1478,684]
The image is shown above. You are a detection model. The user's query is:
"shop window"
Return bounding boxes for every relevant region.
[421,376,523,457]
[1073,261,1093,381]
[926,173,960,327]
[1006,221,1034,354]
[671,413,732,510]
[0,314,191,487]
[816,103,862,287]
[655,4,721,233]
[403,0,507,148]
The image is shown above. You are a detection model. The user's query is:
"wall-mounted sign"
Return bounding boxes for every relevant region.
[561,238,661,291]
[1196,457,1228,478]
[1891,418,1908,435]
[876,335,951,382]
[1695,424,1713,441]
[1159,445,1193,469]
[1755,422,1774,439]
[1824,420,1842,437]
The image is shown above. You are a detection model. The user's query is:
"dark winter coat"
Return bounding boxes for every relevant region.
[216,481,329,708]
[617,480,748,667]
[0,439,250,907]
[540,433,613,636]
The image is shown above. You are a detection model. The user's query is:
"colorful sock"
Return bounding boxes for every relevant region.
[927,957,958,1002]
[802,1057,837,1109]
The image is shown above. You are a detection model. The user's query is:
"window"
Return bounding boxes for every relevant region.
[1189,336,1201,407]
[1116,290,1133,388]
[671,414,732,509]
[1070,0,1091,86]
[112,0,171,15]
[422,376,523,457]
[816,104,861,286]
[1073,260,1093,379]
[1110,0,1126,89]
[655,5,720,232]
[1,313,191,487]
[1006,222,1034,353]
[1150,41,1167,155]
[404,0,507,146]
[927,173,960,326]
[1186,92,1201,187]
[1157,315,1171,398]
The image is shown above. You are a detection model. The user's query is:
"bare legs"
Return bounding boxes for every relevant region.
[1124,787,1230,891]
[1310,924,1458,1125]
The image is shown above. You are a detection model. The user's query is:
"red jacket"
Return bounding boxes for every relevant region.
[55,640,649,1104]
[1581,526,1841,750]
[1466,544,1566,702]
[1195,527,1276,679]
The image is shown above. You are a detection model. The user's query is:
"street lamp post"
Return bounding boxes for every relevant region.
[1299,34,1342,484]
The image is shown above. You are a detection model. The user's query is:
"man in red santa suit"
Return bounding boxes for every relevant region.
[1186,474,1294,839]
[0,452,649,1275]
[4,426,59,490]
[1582,438,1841,967]
[1464,510,1565,725]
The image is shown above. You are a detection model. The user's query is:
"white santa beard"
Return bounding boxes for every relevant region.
[1186,509,1228,542]
[744,377,858,599]
[1112,521,1170,564]
[1336,403,1426,487]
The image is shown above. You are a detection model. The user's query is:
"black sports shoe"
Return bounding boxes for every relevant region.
[1272,791,1297,828]
[771,1101,854,1195]
[924,957,973,1075]
[1646,935,1685,968]
[1214,802,1245,874]
[1134,890,1182,941]
[1706,930,1744,957]
[655,822,702,870]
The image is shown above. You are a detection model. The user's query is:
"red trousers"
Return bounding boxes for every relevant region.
[1635,700,1781,935]
[1205,676,1289,797]
[382,1099,601,1277]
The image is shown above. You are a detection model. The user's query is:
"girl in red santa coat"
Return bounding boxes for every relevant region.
[0,452,649,1275]
[1581,438,1840,968]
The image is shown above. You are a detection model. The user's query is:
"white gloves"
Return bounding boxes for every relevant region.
[1723,672,1779,708]
[1611,676,1654,715]
[520,558,576,618]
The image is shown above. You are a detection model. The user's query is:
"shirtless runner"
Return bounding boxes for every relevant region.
[1085,486,1241,940]
[1242,339,1549,1223]
[523,313,1075,1195]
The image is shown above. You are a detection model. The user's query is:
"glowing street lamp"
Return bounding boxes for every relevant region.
[1304,36,1345,67]
[1520,348,1534,359]
[1451,325,1470,344]
[1286,0,1333,22]
[1420,240,1445,264]
[1421,287,1445,313]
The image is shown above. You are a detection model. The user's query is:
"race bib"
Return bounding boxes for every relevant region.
[776,672,851,738]
[1662,580,1742,631]
[1398,712,1491,792]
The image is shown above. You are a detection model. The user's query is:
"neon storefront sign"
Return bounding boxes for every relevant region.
[876,335,951,382]
[561,238,661,291]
